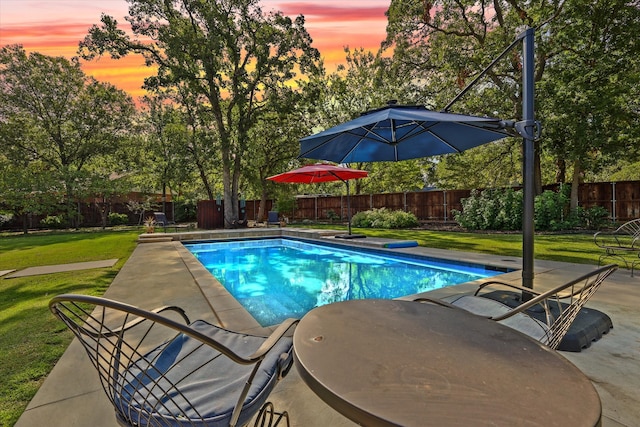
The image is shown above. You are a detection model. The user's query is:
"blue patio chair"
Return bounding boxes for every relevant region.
[415,264,617,350]
[267,211,280,227]
[49,294,297,427]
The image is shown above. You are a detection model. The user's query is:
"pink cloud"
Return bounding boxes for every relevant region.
[0,1,390,97]
[272,2,388,22]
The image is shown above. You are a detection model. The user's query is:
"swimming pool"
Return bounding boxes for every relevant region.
[185,238,504,326]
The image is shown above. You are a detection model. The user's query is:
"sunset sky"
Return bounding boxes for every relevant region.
[0,0,391,99]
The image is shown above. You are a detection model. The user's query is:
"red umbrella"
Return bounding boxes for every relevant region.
[267,163,368,237]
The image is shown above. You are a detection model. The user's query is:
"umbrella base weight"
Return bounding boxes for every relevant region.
[334,234,367,239]
[481,290,613,352]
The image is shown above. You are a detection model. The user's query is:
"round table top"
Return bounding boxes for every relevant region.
[293,299,601,427]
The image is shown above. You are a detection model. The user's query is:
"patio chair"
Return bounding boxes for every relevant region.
[267,211,280,227]
[415,264,617,350]
[49,294,298,427]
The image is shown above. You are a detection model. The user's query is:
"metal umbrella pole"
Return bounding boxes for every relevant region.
[521,28,536,292]
[445,28,538,292]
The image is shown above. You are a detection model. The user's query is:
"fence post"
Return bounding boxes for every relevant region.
[443,190,448,221]
[611,182,617,222]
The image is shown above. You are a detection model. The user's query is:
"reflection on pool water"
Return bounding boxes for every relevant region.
[185,238,504,326]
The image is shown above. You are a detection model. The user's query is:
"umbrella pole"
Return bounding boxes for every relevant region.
[521,28,536,296]
[345,180,352,235]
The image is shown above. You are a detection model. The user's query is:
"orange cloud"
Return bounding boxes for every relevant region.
[1,1,389,100]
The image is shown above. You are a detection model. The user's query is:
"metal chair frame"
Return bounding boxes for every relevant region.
[417,264,617,350]
[594,219,640,276]
[49,294,297,427]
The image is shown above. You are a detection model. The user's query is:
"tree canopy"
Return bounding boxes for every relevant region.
[79,0,322,226]
[0,44,134,228]
[384,0,640,204]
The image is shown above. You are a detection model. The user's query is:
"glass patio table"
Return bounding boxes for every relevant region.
[293,299,601,427]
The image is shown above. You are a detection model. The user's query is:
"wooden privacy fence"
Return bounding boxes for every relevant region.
[232,181,640,228]
[6,181,637,230]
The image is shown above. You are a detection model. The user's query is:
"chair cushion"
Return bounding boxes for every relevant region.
[449,295,551,345]
[114,320,293,427]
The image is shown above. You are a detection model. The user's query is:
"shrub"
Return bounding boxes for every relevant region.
[40,215,66,229]
[454,188,522,231]
[351,208,419,229]
[0,212,13,226]
[535,189,573,231]
[455,186,606,232]
[174,200,197,222]
[326,209,340,222]
[575,206,610,230]
[108,212,129,226]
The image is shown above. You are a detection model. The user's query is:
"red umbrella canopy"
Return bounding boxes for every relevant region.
[267,163,368,184]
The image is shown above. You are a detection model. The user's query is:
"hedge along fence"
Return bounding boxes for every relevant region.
[3,181,638,230]
[239,181,640,225]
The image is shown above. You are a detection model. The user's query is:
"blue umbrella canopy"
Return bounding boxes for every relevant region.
[299,104,509,163]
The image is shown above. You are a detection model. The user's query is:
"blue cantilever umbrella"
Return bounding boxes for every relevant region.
[299,104,509,164]
[300,29,538,295]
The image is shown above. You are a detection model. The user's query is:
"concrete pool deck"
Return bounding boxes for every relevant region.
[16,229,640,427]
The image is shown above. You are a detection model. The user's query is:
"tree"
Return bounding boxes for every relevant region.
[305,47,431,193]
[537,0,640,209]
[385,0,571,195]
[242,86,313,221]
[385,1,640,202]
[79,0,321,227]
[0,45,135,227]
[138,95,198,214]
[0,156,62,233]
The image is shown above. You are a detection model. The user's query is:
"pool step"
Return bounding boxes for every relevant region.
[241,293,311,326]
[138,234,174,243]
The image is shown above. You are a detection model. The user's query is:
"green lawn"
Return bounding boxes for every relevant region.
[299,224,606,266]
[0,229,140,427]
[0,226,618,426]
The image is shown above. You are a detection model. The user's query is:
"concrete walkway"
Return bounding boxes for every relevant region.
[16,230,640,427]
[4,259,118,278]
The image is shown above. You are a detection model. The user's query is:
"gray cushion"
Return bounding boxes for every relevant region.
[450,295,550,345]
[114,320,293,427]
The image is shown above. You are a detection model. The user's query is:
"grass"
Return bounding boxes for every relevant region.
[0,229,140,427]
[298,224,608,266]
[0,225,623,426]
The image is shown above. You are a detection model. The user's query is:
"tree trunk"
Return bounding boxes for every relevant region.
[555,157,566,183]
[257,187,268,222]
[222,163,240,228]
[22,213,28,235]
[570,159,582,211]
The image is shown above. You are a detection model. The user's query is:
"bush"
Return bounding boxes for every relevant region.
[575,206,610,230]
[40,215,66,229]
[326,209,340,222]
[108,212,129,226]
[455,186,607,232]
[174,200,197,222]
[454,188,522,231]
[534,188,578,231]
[0,212,13,226]
[351,208,419,229]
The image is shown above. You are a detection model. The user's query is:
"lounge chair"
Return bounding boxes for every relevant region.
[594,218,640,276]
[154,212,193,232]
[415,264,617,350]
[267,211,280,227]
[49,294,297,427]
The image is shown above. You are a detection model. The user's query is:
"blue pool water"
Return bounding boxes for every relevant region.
[185,238,504,326]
